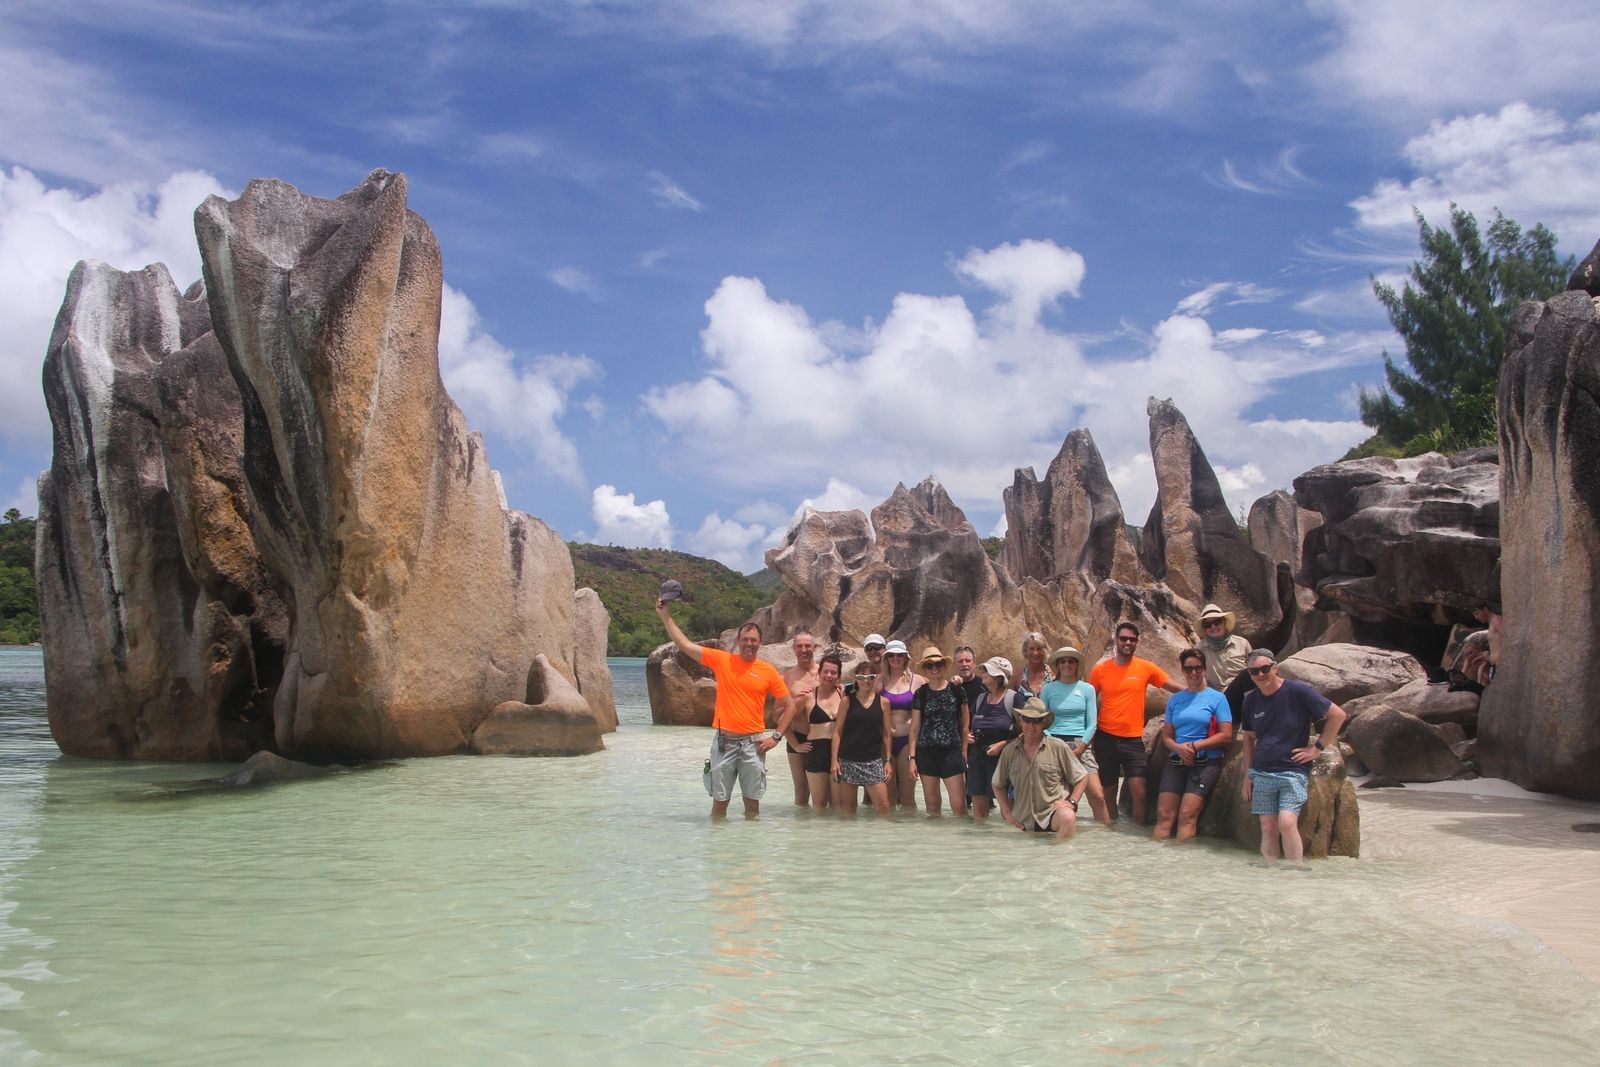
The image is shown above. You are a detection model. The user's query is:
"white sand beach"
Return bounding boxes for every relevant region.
[1354,778,1600,982]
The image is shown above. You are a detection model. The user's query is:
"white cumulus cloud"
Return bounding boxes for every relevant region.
[438,284,598,490]
[590,484,674,548]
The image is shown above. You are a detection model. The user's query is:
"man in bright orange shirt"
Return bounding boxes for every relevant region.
[657,596,792,818]
[1088,621,1182,825]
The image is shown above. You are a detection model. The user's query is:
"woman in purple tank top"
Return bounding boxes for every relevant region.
[879,639,923,810]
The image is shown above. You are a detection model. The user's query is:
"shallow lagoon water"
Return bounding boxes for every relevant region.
[1,647,1596,1063]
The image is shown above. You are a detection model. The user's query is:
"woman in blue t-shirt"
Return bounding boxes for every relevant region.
[1040,646,1110,826]
[1153,647,1234,841]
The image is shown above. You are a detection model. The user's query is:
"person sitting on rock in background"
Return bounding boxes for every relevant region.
[1089,622,1182,826]
[831,659,894,816]
[909,646,970,816]
[781,628,820,808]
[1041,646,1110,825]
[795,652,849,811]
[1196,603,1250,690]
[879,639,923,812]
[1474,603,1503,683]
[1153,647,1234,842]
[657,598,791,819]
[994,697,1090,840]
[953,646,984,707]
[1015,632,1053,698]
[1240,649,1347,863]
[966,656,1021,822]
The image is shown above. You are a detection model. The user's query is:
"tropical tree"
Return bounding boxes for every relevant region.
[1356,206,1572,456]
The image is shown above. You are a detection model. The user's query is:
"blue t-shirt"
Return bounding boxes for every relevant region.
[1040,680,1097,741]
[1164,687,1230,761]
[1242,679,1332,775]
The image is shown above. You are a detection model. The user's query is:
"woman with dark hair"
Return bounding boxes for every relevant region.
[791,652,847,811]
[965,656,1020,821]
[1153,647,1234,841]
[831,660,893,815]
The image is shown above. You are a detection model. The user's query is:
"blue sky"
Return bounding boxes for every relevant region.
[3,1,1598,571]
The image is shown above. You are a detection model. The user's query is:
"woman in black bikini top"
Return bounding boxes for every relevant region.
[800,653,846,811]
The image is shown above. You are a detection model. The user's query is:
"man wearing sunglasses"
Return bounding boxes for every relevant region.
[1088,621,1183,825]
[1239,650,1347,862]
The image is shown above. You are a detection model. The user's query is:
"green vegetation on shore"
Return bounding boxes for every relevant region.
[0,510,39,644]
[1351,206,1572,459]
[569,543,772,656]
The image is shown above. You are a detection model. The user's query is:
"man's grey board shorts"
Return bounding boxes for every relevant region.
[707,730,768,801]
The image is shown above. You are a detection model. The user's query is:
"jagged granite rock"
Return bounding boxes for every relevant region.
[38,172,603,761]
[1294,450,1500,626]
[1139,399,1290,648]
[471,655,603,756]
[1344,705,1467,783]
[1199,745,1359,858]
[1479,286,1600,798]
[573,588,617,733]
[37,261,284,761]
[1001,429,1141,584]
[1248,489,1322,568]
[1276,644,1425,707]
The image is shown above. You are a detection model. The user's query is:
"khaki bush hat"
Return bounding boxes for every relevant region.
[1050,646,1084,671]
[1013,695,1055,729]
[1198,603,1236,632]
[979,656,1013,684]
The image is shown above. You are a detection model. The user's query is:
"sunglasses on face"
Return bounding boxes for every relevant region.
[1204,620,1226,629]
[1248,664,1274,677]
[1182,664,1206,673]
[923,662,945,670]
[1117,636,1138,643]
[856,673,878,680]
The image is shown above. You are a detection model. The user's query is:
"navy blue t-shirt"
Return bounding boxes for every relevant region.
[1241,679,1331,775]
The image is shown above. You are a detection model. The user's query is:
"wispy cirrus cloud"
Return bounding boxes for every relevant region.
[647,170,706,212]
[547,266,602,299]
[1211,147,1314,196]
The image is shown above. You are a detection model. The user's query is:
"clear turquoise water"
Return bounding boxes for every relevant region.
[0,647,1596,1063]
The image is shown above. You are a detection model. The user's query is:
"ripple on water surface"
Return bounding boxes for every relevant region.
[0,651,1595,1064]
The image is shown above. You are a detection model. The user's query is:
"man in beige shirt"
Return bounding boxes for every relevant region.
[994,697,1090,840]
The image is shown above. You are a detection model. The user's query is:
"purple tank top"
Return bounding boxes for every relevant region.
[883,684,915,711]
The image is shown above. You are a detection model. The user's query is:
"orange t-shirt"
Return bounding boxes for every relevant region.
[1088,656,1169,738]
[700,646,790,735]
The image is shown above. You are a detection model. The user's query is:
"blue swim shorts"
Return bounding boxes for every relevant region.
[1249,768,1309,815]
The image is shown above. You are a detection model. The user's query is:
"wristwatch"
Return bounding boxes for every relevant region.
[1313,739,1325,751]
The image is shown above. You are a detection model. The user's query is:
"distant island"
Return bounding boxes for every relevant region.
[569,543,775,655]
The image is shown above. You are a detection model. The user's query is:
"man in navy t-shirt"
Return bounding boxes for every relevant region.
[1239,649,1347,862]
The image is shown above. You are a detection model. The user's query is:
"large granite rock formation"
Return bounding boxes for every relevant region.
[572,588,617,733]
[1479,282,1600,798]
[1001,429,1140,584]
[1199,745,1360,858]
[37,171,613,760]
[1139,399,1287,647]
[1294,449,1500,628]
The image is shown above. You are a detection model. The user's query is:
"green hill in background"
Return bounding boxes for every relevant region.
[569,544,774,656]
[0,513,39,644]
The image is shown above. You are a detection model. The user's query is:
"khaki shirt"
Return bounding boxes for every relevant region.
[993,735,1087,827]
[1203,634,1251,690]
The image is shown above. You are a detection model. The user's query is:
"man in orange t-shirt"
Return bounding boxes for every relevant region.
[1088,621,1182,825]
[657,597,792,818]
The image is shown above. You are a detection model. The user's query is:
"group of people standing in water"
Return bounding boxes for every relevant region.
[655,596,1346,861]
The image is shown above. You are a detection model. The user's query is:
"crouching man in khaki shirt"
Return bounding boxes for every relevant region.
[994,696,1090,841]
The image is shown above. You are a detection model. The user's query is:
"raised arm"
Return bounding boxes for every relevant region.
[654,597,704,662]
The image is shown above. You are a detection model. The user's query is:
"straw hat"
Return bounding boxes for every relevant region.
[918,646,952,668]
[1197,603,1236,633]
[1050,646,1084,671]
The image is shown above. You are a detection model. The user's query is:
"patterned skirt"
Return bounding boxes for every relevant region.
[837,758,888,786]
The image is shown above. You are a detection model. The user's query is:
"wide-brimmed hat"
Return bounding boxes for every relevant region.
[1013,695,1055,729]
[1197,603,1236,633]
[1050,646,1084,670]
[979,656,1013,684]
[918,646,952,668]
[863,633,887,650]
[884,639,909,656]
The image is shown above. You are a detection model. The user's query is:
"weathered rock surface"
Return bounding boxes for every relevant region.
[1277,643,1426,707]
[647,643,719,727]
[37,171,606,761]
[1343,678,1479,735]
[1199,745,1360,858]
[1248,489,1322,568]
[1344,705,1467,783]
[1294,450,1500,627]
[573,588,617,733]
[1002,429,1140,584]
[1140,398,1287,647]
[215,751,335,786]
[472,656,603,756]
[1480,284,1600,798]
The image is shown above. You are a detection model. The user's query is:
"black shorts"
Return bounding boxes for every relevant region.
[913,743,965,780]
[1092,733,1147,785]
[1159,758,1223,798]
[803,738,833,775]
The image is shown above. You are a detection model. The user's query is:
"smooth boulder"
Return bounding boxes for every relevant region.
[1277,644,1425,707]
[1199,745,1360,859]
[471,655,603,756]
[1344,705,1467,783]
